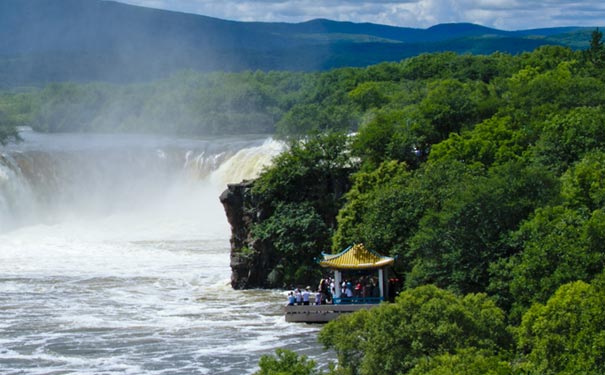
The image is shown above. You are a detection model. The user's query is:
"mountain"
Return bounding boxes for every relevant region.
[0,0,597,87]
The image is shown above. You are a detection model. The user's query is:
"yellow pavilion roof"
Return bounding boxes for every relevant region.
[319,243,395,270]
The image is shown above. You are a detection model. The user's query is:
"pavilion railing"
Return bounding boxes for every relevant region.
[333,296,384,305]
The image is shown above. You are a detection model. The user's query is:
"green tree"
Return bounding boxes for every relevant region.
[0,125,17,145]
[519,45,578,72]
[409,348,513,375]
[332,160,421,267]
[351,107,427,170]
[253,132,356,226]
[276,103,357,136]
[0,92,33,144]
[531,107,605,174]
[0,107,20,144]
[418,79,484,142]
[408,160,557,294]
[249,132,357,287]
[319,285,512,375]
[560,151,605,211]
[348,81,392,111]
[255,349,322,375]
[516,278,605,374]
[503,62,605,125]
[505,151,605,316]
[253,202,330,286]
[428,115,528,168]
[585,27,605,68]
[507,206,605,318]
[399,52,460,80]
[506,151,605,315]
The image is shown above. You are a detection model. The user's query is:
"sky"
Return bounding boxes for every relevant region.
[116,0,605,30]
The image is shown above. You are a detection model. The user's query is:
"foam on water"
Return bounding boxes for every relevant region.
[0,132,327,375]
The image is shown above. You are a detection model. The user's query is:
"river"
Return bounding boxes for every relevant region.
[0,131,328,374]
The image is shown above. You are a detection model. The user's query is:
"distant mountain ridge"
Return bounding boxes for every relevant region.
[0,0,597,87]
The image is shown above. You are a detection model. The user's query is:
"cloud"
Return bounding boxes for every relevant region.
[117,0,605,29]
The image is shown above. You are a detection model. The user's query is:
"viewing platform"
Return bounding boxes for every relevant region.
[285,244,395,323]
[284,302,381,323]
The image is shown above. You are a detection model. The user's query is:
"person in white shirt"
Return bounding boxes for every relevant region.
[302,287,311,305]
[345,282,353,298]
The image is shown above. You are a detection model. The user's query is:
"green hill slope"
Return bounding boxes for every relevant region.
[0,0,598,87]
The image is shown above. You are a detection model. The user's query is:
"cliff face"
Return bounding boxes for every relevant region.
[219,181,278,289]
[220,164,354,290]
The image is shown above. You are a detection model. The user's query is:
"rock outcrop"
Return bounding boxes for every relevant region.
[220,167,354,290]
[219,180,278,289]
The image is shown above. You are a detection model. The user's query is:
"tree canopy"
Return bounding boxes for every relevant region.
[236,32,605,374]
[2,30,605,375]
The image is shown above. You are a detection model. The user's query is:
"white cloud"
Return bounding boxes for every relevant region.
[116,0,605,29]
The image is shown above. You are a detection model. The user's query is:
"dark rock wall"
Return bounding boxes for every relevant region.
[219,181,277,289]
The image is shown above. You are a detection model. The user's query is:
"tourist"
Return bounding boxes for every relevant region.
[295,288,302,305]
[330,278,335,302]
[345,281,353,298]
[287,292,295,306]
[315,290,321,305]
[324,277,333,304]
[302,287,311,305]
[317,278,325,296]
[319,277,331,304]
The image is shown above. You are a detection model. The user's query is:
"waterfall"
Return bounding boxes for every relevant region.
[211,138,284,186]
[0,132,284,234]
[0,153,38,230]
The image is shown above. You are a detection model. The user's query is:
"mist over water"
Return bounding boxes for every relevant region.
[0,131,327,374]
[0,132,272,232]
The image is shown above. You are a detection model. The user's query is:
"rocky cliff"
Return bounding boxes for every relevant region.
[219,180,279,289]
[219,144,355,290]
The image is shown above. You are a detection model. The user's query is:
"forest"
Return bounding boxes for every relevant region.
[249,31,605,374]
[1,29,605,375]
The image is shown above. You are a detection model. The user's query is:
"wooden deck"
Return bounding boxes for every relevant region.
[284,303,379,323]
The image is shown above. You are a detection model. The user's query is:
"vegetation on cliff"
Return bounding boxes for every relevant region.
[251,132,355,285]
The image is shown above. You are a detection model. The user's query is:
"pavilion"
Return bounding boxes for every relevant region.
[319,243,395,304]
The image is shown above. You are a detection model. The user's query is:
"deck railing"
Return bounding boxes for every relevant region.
[332,296,384,305]
[285,303,380,323]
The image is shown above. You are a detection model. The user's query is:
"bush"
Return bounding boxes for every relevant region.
[319,285,512,375]
[255,349,321,375]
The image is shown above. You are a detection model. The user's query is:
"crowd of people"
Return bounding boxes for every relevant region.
[286,275,382,305]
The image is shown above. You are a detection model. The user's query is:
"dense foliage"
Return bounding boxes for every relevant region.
[0,92,30,144]
[247,32,605,374]
[254,349,323,375]
[319,285,512,375]
[251,132,355,286]
[0,71,315,137]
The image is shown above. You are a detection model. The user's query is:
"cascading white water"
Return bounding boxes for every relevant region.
[0,154,38,230]
[0,131,329,375]
[0,132,282,232]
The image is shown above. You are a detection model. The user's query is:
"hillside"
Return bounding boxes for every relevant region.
[0,0,597,87]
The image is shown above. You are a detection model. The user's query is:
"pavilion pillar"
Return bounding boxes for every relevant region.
[378,268,384,300]
[334,270,342,299]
